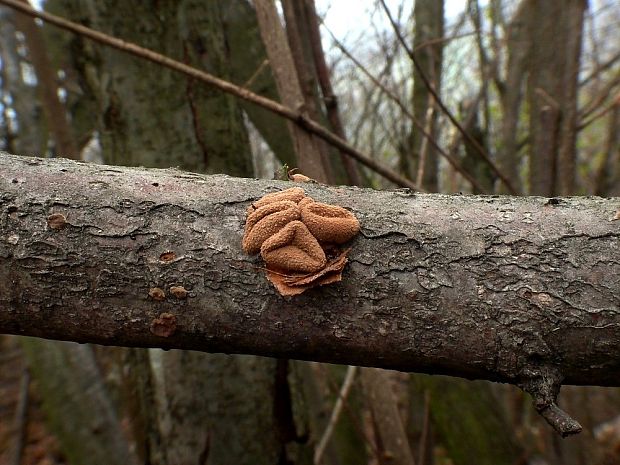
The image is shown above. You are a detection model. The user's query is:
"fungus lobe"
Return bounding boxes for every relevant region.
[242,187,360,296]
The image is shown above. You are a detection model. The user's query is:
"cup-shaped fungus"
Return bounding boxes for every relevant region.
[242,200,300,254]
[260,220,327,273]
[300,201,360,244]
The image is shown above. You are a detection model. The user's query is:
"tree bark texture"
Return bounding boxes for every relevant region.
[52,0,253,176]
[1,153,619,391]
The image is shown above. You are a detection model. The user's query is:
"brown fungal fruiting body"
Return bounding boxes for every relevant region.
[169,286,188,299]
[289,173,313,183]
[47,213,67,229]
[159,251,176,262]
[261,220,326,273]
[242,187,360,295]
[301,202,360,244]
[148,287,166,301]
[249,186,306,211]
[150,312,177,337]
[243,200,300,254]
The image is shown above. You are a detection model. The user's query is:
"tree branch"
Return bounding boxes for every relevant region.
[1,153,619,434]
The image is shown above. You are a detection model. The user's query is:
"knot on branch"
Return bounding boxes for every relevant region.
[520,365,583,437]
[242,187,360,295]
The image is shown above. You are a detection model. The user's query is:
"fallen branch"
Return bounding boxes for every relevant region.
[1,153,619,435]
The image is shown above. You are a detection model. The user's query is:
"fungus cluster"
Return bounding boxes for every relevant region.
[242,187,360,295]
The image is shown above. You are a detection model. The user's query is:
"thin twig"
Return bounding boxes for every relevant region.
[314,365,358,465]
[318,364,380,458]
[415,100,434,187]
[580,49,620,87]
[579,94,620,130]
[323,23,487,193]
[242,58,269,90]
[379,0,518,194]
[0,0,422,192]
[413,31,476,53]
[305,0,363,186]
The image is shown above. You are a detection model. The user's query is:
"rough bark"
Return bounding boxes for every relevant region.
[53,0,252,176]
[1,153,619,392]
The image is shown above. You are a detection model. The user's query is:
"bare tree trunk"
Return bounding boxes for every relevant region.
[281,0,335,183]
[217,0,296,168]
[57,0,253,176]
[253,0,328,182]
[410,376,524,465]
[526,0,586,196]
[496,0,528,194]
[13,0,78,158]
[304,0,363,186]
[460,100,494,194]
[20,339,139,465]
[595,103,620,197]
[556,0,586,196]
[408,0,444,191]
[361,368,416,465]
[0,9,45,156]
